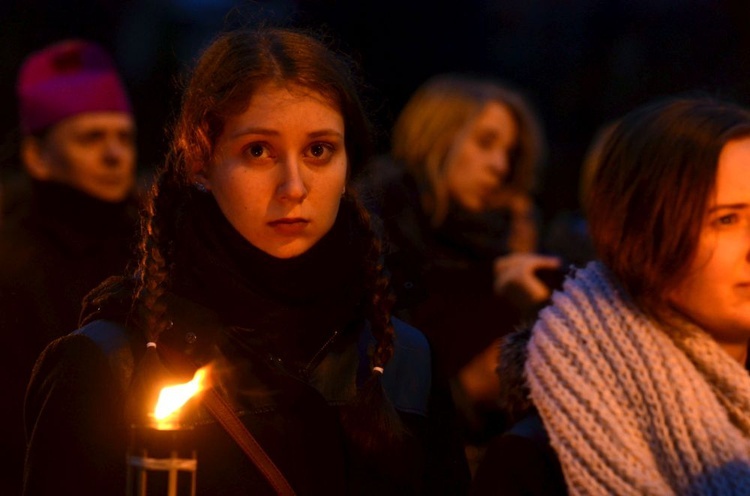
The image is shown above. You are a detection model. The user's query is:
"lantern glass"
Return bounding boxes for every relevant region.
[126,425,197,496]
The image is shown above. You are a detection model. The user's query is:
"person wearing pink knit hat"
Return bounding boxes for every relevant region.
[0,39,139,495]
[16,38,136,202]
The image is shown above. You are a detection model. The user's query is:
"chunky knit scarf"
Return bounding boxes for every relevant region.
[526,261,750,496]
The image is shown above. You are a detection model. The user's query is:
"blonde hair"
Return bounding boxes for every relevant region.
[392,74,545,225]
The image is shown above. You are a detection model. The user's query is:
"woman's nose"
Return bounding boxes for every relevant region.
[277,157,308,202]
[489,152,510,178]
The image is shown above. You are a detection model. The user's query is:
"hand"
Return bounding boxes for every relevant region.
[493,253,562,313]
[457,338,503,406]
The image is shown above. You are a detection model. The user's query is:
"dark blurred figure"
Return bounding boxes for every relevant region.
[541,121,615,268]
[0,39,139,494]
[355,74,562,472]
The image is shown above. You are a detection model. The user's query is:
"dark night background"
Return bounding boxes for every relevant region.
[2,0,750,225]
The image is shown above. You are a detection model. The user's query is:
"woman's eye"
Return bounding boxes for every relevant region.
[479,139,495,150]
[475,131,499,150]
[245,143,269,159]
[306,143,335,161]
[715,213,739,226]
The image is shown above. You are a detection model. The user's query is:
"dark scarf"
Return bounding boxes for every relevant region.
[432,203,513,264]
[29,179,138,255]
[170,192,368,372]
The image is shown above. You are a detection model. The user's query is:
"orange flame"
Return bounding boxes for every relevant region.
[152,366,210,429]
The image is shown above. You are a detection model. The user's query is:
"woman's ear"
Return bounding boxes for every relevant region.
[20,136,53,181]
[192,166,212,191]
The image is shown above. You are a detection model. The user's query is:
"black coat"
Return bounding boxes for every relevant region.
[0,180,138,495]
[470,412,566,496]
[468,327,566,496]
[23,280,470,496]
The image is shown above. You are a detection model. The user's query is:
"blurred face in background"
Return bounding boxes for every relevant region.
[203,82,347,259]
[667,137,750,360]
[444,101,518,212]
[24,111,137,202]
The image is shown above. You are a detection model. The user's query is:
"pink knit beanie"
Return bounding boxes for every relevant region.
[17,39,132,134]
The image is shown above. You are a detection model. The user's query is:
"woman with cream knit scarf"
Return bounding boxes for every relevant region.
[472,97,750,496]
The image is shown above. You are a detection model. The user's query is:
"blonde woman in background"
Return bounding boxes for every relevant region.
[356,74,561,469]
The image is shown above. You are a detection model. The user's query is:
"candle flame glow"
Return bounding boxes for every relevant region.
[152,367,210,428]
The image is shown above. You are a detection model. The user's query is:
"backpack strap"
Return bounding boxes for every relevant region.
[203,388,295,495]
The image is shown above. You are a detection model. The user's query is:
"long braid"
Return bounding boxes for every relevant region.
[132,161,188,341]
[351,192,397,371]
[125,152,193,423]
[339,191,404,455]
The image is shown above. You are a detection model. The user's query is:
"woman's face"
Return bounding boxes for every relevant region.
[444,101,518,212]
[201,82,347,258]
[668,137,750,350]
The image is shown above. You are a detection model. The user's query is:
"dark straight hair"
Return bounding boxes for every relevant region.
[587,96,750,316]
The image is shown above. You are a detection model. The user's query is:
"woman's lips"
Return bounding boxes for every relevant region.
[268,218,309,235]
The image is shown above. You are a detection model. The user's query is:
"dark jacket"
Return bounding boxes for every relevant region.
[0,179,138,495]
[470,411,566,496]
[23,190,470,495]
[24,287,468,495]
[469,327,565,495]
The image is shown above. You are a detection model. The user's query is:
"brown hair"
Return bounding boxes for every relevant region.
[132,27,400,452]
[392,73,545,225]
[587,96,750,316]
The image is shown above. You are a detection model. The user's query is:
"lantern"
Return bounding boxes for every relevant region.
[126,367,209,496]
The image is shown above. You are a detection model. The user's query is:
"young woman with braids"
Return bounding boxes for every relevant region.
[22,28,470,495]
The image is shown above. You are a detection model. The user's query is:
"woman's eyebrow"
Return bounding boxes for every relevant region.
[229,127,279,139]
[707,203,749,214]
[228,128,343,140]
[308,129,344,139]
